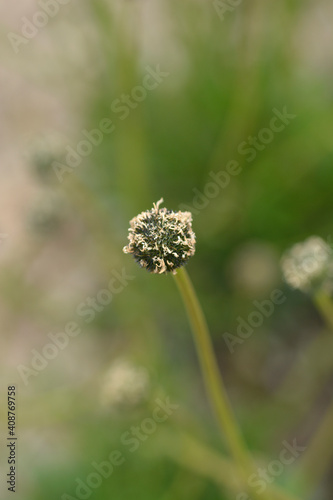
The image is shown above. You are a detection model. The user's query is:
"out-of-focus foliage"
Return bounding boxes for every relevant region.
[1,0,333,499]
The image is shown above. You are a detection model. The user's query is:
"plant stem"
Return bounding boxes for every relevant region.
[313,290,333,331]
[173,267,276,500]
[292,400,333,496]
[155,428,300,500]
[173,267,248,467]
[290,290,333,494]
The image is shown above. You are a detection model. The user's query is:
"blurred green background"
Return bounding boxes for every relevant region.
[1,0,333,499]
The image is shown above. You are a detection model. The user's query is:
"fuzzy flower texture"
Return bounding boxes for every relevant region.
[281,236,333,292]
[123,199,196,274]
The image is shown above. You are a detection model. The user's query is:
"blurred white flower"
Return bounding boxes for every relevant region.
[281,236,333,292]
[100,359,149,409]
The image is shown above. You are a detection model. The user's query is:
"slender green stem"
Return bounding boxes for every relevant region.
[173,267,248,468]
[313,290,333,331]
[173,267,276,500]
[292,399,333,496]
[154,428,300,500]
[291,290,333,493]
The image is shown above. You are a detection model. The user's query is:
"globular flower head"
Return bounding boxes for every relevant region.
[123,198,196,274]
[281,236,333,292]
